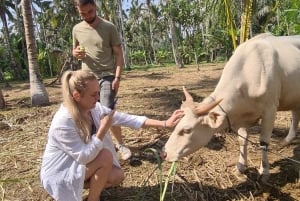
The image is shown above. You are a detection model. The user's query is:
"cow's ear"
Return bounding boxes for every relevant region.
[205,111,226,128]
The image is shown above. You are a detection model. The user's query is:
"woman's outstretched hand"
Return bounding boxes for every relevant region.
[165,109,184,128]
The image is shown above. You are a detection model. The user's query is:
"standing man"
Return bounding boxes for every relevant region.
[72,0,132,160]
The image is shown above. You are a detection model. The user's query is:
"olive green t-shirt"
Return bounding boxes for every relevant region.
[72,18,121,77]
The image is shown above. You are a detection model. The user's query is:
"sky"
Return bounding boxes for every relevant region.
[122,0,159,10]
[122,1,131,10]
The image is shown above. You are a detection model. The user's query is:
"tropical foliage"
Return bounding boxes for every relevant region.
[0,0,299,81]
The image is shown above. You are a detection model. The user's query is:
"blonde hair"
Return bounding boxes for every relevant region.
[61,70,98,143]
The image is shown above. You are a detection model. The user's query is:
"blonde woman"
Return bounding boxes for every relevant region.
[40,70,184,201]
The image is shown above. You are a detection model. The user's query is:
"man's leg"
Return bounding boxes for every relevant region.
[99,76,132,160]
[110,126,132,160]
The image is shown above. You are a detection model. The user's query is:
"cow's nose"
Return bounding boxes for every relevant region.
[160,151,167,160]
[160,146,167,159]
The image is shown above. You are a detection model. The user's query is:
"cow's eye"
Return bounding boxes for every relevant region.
[178,127,192,136]
[182,128,192,134]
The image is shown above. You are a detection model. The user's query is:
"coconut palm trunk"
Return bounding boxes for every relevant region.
[168,17,184,68]
[0,89,5,109]
[146,0,157,64]
[116,0,131,70]
[162,0,183,68]
[22,0,49,106]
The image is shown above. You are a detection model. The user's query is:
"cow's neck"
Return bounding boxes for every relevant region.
[206,95,236,131]
[216,102,234,132]
[208,94,260,132]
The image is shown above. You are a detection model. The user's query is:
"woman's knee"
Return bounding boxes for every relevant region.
[116,168,125,183]
[95,149,113,167]
[109,167,124,186]
[85,149,114,180]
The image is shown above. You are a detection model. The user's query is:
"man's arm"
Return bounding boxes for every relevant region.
[72,28,85,59]
[113,45,124,78]
[112,45,124,93]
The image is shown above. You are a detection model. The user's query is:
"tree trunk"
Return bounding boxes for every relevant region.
[169,18,184,68]
[0,89,5,109]
[22,0,49,106]
[147,0,157,64]
[116,0,131,70]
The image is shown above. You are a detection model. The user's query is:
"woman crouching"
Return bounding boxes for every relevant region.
[40,70,183,201]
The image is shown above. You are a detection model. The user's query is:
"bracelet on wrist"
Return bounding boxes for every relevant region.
[115,76,121,81]
[164,120,167,128]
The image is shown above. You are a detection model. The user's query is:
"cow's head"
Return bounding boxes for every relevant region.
[163,87,225,162]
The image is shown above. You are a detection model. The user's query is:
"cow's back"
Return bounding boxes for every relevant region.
[266,35,300,110]
[212,34,300,120]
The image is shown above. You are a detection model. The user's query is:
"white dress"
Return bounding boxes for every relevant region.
[40,102,147,201]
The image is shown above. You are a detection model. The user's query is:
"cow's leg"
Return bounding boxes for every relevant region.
[259,108,276,182]
[236,127,248,174]
[283,110,300,146]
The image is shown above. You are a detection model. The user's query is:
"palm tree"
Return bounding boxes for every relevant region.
[33,0,78,76]
[0,0,24,79]
[145,0,157,64]
[21,0,49,106]
[169,18,183,67]
[0,89,5,109]
[95,0,130,69]
[126,0,145,64]
[161,0,183,68]
[116,0,131,69]
[252,0,279,34]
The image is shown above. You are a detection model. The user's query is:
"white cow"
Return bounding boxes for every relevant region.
[163,33,300,181]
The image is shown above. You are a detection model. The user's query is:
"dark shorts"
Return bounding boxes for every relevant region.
[99,75,116,107]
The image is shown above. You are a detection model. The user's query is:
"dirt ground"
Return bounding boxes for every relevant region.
[0,64,300,201]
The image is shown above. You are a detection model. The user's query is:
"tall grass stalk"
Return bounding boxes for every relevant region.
[160,161,177,201]
[144,148,163,195]
[144,148,177,201]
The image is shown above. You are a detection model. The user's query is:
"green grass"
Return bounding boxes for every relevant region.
[143,148,177,201]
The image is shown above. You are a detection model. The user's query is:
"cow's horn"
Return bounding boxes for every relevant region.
[196,99,223,115]
[182,86,193,102]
